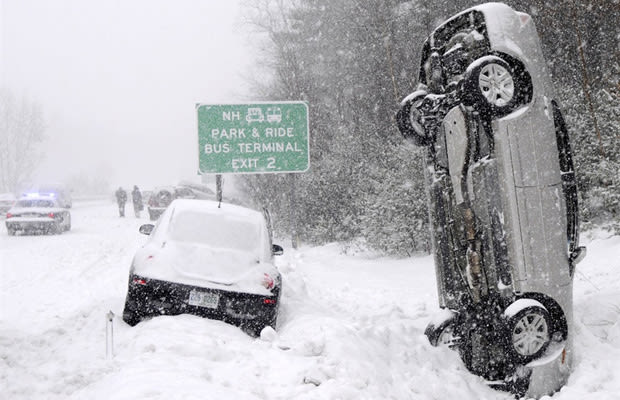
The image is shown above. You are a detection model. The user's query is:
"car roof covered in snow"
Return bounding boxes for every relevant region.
[134,199,274,287]
[168,199,263,221]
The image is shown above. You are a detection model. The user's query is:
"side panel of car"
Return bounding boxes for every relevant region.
[493,105,571,290]
[499,102,560,188]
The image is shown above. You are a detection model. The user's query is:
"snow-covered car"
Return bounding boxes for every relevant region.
[396,3,585,398]
[0,193,16,218]
[122,199,284,336]
[5,195,72,235]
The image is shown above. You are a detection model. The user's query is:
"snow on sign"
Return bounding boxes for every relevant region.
[196,102,309,174]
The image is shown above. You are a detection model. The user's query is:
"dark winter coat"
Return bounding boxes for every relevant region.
[115,188,127,204]
[132,188,143,210]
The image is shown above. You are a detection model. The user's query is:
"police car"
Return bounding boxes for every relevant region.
[5,193,71,235]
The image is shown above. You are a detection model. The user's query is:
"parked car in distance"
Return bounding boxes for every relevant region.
[396,3,585,399]
[147,185,213,221]
[147,187,176,221]
[0,193,16,217]
[5,194,71,235]
[140,190,153,206]
[122,199,283,336]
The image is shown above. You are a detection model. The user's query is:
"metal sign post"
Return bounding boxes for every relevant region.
[197,101,309,248]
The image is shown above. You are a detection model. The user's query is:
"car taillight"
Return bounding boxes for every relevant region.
[263,298,276,305]
[132,278,147,285]
[48,212,55,218]
[262,273,275,290]
[6,213,13,219]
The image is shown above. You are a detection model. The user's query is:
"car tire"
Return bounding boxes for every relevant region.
[244,306,279,337]
[250,320,276,338]
[396,90,432,146]
[122,297,142,327]
[462,55,530,118]
[246,323,266,338]
[425,312,459,347]
[7,227,16,236]
[50,222,61,235]
[503,300,552,363]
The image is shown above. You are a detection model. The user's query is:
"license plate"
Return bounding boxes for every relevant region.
[188,290,219,309]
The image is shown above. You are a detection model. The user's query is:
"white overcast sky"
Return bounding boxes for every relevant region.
[1,0,259,190]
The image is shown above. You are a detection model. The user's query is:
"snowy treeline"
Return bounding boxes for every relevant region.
[238,0,620,254]
[0,89,46,194]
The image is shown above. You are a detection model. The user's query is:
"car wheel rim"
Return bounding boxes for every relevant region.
[512,312,549,356]
[479,63,514,106]
[409,102,426,136]
[438,325,456,346]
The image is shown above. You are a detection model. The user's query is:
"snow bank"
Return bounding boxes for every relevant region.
[1,202,619,399]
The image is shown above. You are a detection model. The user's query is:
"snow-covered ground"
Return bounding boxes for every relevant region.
[1,200,619,400]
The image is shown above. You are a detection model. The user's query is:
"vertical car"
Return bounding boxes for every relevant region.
[122,199,284,336]
[396,3,585,398]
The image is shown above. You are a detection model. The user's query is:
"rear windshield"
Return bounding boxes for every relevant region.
[154,190,174,205]
[174,188,195,198]
[418,10,489,85]
[17,199,54,207]
[168,210,262,252]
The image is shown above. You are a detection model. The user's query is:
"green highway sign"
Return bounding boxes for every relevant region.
[196,102,309,174]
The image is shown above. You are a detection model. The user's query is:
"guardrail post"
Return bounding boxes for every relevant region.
[106,310,115,359]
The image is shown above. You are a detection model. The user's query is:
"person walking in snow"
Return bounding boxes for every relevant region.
[131,185,143,218]
[115,187,127,217]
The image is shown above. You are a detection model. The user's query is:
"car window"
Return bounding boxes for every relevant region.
[155,190,173,205]
[168,210,262,252]
[17,199,54,207]
[174,188,195,198]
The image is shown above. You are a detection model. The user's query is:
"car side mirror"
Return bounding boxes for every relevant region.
[272,244,284,256]
[139,224,154,235]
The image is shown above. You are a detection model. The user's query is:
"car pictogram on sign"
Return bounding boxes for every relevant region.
[246,108,265,123]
